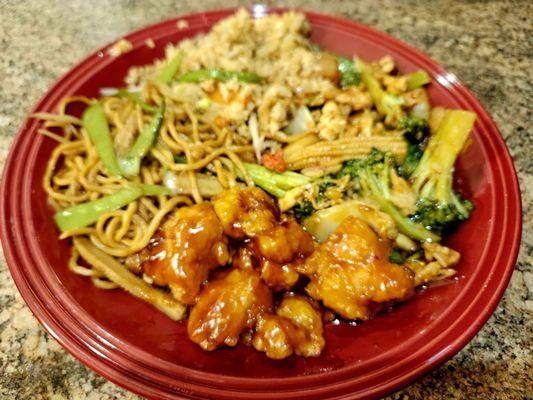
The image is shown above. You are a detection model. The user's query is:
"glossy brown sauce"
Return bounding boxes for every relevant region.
[142,204,228,305]
[303,216,415,320]
[140,188,416,359]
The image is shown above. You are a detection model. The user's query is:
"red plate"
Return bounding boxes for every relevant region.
[0,7,522,400]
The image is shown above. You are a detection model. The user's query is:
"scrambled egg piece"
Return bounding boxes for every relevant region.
[317,100,347,141]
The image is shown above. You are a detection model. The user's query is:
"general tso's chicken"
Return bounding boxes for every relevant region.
[213,187,314,290]
[255,218,315,264]
[141,204,229,305]
[253,295,325,359]
[302,216,415,320]
[188,268,273,351]
[232,245,301,291]
[212,186,279,239]
[259,259,300,291]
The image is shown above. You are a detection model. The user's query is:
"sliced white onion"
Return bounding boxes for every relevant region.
[286,105,315,135]
[163,170,178,195]
[164,170,223,197]
[248,113,263,162]
[303,200,398,243]
[412,101,430,120]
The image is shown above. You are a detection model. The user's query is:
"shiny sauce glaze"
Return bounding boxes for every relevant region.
[142,204,229,305]
[141,188,417,359]
[187,267,273,350]
[302,216,415,320]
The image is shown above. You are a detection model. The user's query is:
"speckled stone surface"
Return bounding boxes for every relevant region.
[0,0,531,399]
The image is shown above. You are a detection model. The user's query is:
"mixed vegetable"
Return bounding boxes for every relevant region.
[58,41,476,262]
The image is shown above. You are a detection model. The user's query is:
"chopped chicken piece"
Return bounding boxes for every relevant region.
[142,204,229,305]
[253,295,325,359]
[188,268,273,351]
[232,220,313,290]
[212,186,279,239]
[253,314,296,359]
[277,295,325,356]
[255,218,314,264]
[213,186,314,260]
[335,87,373,111]
[259,259,300,291]
[214,187,314,290]
[382,75,408,94]
[302,216,415,320]
[232,246,256,271]
[317,100,346,141]
[233,243,304,291]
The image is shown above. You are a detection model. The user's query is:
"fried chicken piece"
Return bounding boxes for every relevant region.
[253,314,296,359]
[253,295,325,359]
[142,204,229,305]
[212,187,314,262]
[188,268,273,351]
[259,259,300,291]
[302,216,415,320]
[232,245,301,291]
[255,218,315,264]
[212,186,279,239]
[214,187,314,290]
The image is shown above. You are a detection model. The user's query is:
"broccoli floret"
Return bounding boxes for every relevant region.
[337,149,384,180]
[397,115,429,178]
[411,196,473,233]
[293,200,315,222]
[337,56,361,88]
[337,149,440,242]
[399,142,423,179]
[389,248,405,264]
[398,114,429,144]
[409,110,476,233]
[316,181,335,202]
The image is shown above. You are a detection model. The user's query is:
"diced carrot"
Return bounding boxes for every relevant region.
[262,150,286,173]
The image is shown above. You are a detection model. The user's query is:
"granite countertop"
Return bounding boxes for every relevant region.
[0,0,531,399]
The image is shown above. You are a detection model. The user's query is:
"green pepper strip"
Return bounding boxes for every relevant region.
[178,69,262,84]
[54,184,170,231]
[407,70,431,90]
[82,102,123,177]
[119,101,166,177]
[156,52,183,84]
[117,89,157,113]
